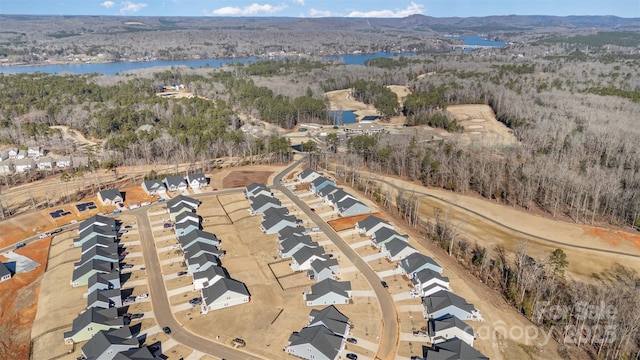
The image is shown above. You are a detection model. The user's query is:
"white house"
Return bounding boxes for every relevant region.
[424,338,488,360]
[200,278,250,312]
[15,158,36,172]
[355,215,394,237]
[0,262,12,282]
[429,315,475,346]
[413,268,450,297]
[187,173,208,189]
[141,179,166,196]
[381,238,418,261]
[27,146,42,157]
[297,168,323,183]
[398,252,443,277]
[290,246,327,271]
[372,227,409,248]
[423,290,482,321]
[166,195,199,210]
[0,161,15,174]
[7,148,19,159]
[193,265,228,290]
[307,258,339,282]
[335,197,370,217]
[164,175,187,192]
[98,189,123,206]
[304,279,352,307]
[286,325,344,360]
[57,156,72,168]
[36,157,55,169]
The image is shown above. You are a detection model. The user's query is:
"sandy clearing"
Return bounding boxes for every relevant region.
[50,125,99,146]
[446,104,517,147]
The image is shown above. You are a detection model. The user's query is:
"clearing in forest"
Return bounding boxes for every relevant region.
[446,104,517,147]
[222,170,273,188]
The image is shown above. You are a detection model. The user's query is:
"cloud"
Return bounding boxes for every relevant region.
[100,1,115,8]
[119,1,148,14]
[212,3,287,16]
[309,8,331,17]
[292,0,304,4]
[347,1,424,18]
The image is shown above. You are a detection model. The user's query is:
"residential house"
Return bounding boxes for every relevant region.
[277,226,307,241]
[36,157,55,169]
[87,272,121,296]
[98,189,123,206]
[291,246,327,271]
[174,212,201,225]
[80,236,117,257]
[111,347,155,360]
[80,327,138,360]
[307,258,339,282]
[261,213,298,234]
[79,215,116,234]
[166,194,199,210]
[249,195,282,216]
[183,242,225,260]
[423,338,488,360]
[15,158,36,172]
[308,305,350,338]
[372,227,409,248]
[262,206,289,219]
[164,175,187,192]
[74,226,117,248]
[75,247,118,268]
[178,230,221,250]
[27,146,42,157]
[174,219,200,237]
[429,315,475,346]
[7,148,19,158]
[244,183,272,199]
[335,197,370,217]
[317,184,340,202]
[185,253,220,274]
[310,176,335,194]
[87,289,122,309]
[297,168,323,183]
[0,161,15,174]
[193,265,228,290]
[0,262,12,282]
[286,325,344,360]
[71,260,115,287]
[186,173,208,189]
[201,277,250,312]
[63,307,123,344]
[326,189,354,206]
[0,150,8,161]
[72,156,89,168]
[279,236,317,259]
[344,122,384,135]
[355,215,394,237]
[398,253,443,277]
[381,238,418,261]
[168,203,195,221]
[413,269,450,297]
[304,279,352,307]
[141,179,166,196]
[423,290,482,321]
[57,156,73,168]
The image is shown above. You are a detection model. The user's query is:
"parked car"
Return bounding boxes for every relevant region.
[122,313,132,318]
[149,344,160,353]
[118,203,125,208]
[38,233,49,239]
[346,337,358,344]
[15,242,26,249]
[232,338,246,347]
[157,198,166,203]
[346,354,358,360]
[51,228,62,234]
[136,293,148,299]
[163,223,173,228]
[120,263,134,269]
[119,251,129,256]
[409,289,420,298]
[163,326,172,334]
[413,330,428,337]
[119,229,128,234]
[124,225,133,229]
[162,218,170,222]
[177,271,188,276]
[381,281,389,288]
[130,313,144,319]
[123,296,136,305]
[189,297,202,305]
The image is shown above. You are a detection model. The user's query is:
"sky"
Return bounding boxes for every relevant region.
[0,0,638,18]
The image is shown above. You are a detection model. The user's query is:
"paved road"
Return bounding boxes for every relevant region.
[272,157,399,360]
[0,222,77,253]
[132,187,264,360]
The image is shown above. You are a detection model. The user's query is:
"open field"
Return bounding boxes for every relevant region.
[328,212,384,232]
[325,88,380,119]
[222,170,273,188]
[446,104,517,147]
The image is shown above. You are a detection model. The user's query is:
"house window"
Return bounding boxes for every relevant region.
[87,327,93,331]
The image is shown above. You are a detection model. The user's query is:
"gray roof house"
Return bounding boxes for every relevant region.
[80,236,117,256]
[423,337,488,360]
[291,246,327,272]
[398,253,443,277]
[71,260,115,287]
[178,230,221,250]
[0,150,8,161]
[310,176,335,194]
[326,189,354,206]
[56,156,72,168]
[0,161,15,174]
[87,288,122,309]
[422,290,482,321]
[244,183,272,199]
[79,215,116,234]
[381,238,418,261]
[98,189,123,206]
[429,315,475,346]
[141,179,166,196]
[277,226,307,241]
[174,212,201,225]
[187,173,208,189]
[87,271,121,296]
[335,197,370,217]
[261,213,298,234]
[304,279,352,307]
[166,195,199,210]
[112,347,155,360]
[193,265,229,290]
[413,269,450,297]
[27,146,42,157]
[317,184,340,201]
[286,324,344,360]
[80,327,138,360]
[279,236,317,259]
[355,215,394,236]
[168,202,195,221]
[201,277,250,312]
[307,258,339,282]
[0,262,12,282]
[36,157,55,169]
[308,305,350,338]
[249,195,282,216]
[164,175,187,192]
[186,253,220,274]
[74,226,118,248]
[262,206,289,219]
[15,158,36,172]
[75,247,119,268]
[297,168,323,183]
[63,307,123,344]
[372,227,409,248]
[174,219,200,237]
[183,242,225,260]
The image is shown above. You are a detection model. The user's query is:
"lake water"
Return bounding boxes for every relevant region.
[457,36,506,48]
[330,111,357,125]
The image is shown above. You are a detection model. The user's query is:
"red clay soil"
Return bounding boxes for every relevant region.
[327,212,384,232]
[295,183,310,191]
[0,238,50,360]
[582,225,640,250]
[222,171,273,188]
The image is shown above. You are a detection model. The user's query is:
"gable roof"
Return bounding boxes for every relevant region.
[87,288,122,309]
[423,290,477,315]
[317,184,340,197]
[73,260,113,281]
[280,236,316,253]
[308,305,349,337]
[413,268,449,286]
[166,194,199,208]
[76,246,118,266]
[288,325,343,360]
[310,258,338,274]
[66,308,122,336]
[112,347,155,360]
[399,253,441,274]
[175,212,202,224]
[178,229,221,247]
[298,168,316,179]
[262,213,297,231]
[183,242,224,259]
[307,279,351,300]
[0,262,11,279]
[81,327,137,360]
[424,337,488,360]
[250,195,281,211]
[383,238,416,257]
[81,236,117,253]
[141,179,165,192]
[202,277,250,303]
[193,265,228,284]
[245,182,268,193]
[429,315,474,337]
[99,189,122,201]
[79,215,116,232]
[356,215,390,231]
[78,225,117,239]
[263,206,289,218]
[336,197,367,213]
[373,227,407,242]
[277,226,307,239]
[174,219,200,232]
[311,176,332,187]
[327,189,352,204]
[169,202,195,215]
[292,246,326,265]
[164,175,186,187]
[187,173,207,184]
[88,271,121,290]
[186,252,219,268]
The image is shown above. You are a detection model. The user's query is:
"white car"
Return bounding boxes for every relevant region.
[162,218,170,222]
[136,293,148,299]
[409,290,421,298]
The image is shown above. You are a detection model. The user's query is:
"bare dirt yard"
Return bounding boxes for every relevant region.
[446,104,517,147]
[222,170,273,188]
[327,213,384,232]
[0,238,49,360]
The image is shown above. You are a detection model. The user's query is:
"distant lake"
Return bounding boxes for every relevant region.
[0,51,417,75]
[330,111,357,125]
[458,36,506,48]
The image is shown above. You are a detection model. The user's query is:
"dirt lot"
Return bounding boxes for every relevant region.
[222,170,273,188]
[446,104,517,147]
[327,213,384,232]
[325,88,379,119]
[0,238,49,360]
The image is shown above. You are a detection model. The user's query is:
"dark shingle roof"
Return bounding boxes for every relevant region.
[429,315,474,338]
[78,225,117,240]
[0,262,11,279]
[373,227,406,243]
[164,175,186,188]
[81,327,137,360]
[422,290,477,316]
[306,279,351,301]
[178,229,221,248]
[308,305,349,337]
[183,242,224,260]
[79,215,116,233]
[291,246,326,265]
[317,184,340,197]
[141,179,165,192]
[424,337,488,360]
[202,278,250,304]
[399,253,441,274]
[311,176,332,187]
[72,260,113,282]
[99,188,121,201]
[383,238,415,257]
[166,194,199,208]
[65,308,122,338]
[187,173,207,184]
[298,168,316,179]
[356,215,389,231]
[112,347,155,360]
[288,325,343,360]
